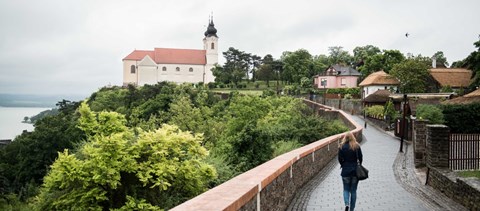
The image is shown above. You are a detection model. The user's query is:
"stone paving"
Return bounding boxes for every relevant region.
[287,114,467,211]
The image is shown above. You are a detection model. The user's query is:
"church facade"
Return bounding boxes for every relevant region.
[122,18,218,86]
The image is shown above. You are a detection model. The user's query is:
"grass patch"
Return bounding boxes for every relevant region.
[458,170,480,179]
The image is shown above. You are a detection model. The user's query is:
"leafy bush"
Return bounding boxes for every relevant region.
[416,104,444,124]
[442,103,480,133]
[208,82,216,89]
[364,105,384,119]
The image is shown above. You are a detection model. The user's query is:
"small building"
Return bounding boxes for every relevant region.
[427,68,472,92]
[313,65,361,89]
[359,71,399,99]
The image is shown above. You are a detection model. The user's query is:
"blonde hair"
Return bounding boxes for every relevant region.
[340,132,359,150]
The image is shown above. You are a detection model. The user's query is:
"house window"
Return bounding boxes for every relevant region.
[341,78,346,86]
[320,78,327,87]
[189,67,193,72]
[211,43,215,50]
[130,65,136,74]
[162,66,167,71]
[176,67,180,71]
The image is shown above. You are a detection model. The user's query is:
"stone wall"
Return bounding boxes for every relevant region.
[412,120,428,168]
[426,125,450,168]
[313,97,363,115]
[427,168,480,210]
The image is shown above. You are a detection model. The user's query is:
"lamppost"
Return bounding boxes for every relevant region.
[321,79,326,105]
[399,94,407,153]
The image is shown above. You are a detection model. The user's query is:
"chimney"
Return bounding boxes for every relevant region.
[432,56,437,68]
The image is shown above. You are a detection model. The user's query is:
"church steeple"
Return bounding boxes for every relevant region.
[204,15,218,37]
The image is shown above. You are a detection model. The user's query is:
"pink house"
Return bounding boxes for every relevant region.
[314,65,361,89]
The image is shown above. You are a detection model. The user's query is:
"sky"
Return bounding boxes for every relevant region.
[0,0,479,97]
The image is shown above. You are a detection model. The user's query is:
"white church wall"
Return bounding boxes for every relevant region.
[123,60,137,86]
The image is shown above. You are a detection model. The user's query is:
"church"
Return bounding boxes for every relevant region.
[122,18,218,86]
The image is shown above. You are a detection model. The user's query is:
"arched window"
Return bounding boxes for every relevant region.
[189,67,193,72]
[130,65,136,74]
[176,67,180,71]
[162,66,167,71]
[211,43,215,50]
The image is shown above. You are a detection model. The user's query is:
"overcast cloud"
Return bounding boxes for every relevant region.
[1,0,479,96]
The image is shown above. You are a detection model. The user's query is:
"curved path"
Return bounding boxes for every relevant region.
[288,114,467,210]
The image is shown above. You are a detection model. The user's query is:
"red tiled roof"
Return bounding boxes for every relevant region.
[123,48,206,65]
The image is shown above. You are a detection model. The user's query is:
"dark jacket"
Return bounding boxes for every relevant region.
[338,143,363,177]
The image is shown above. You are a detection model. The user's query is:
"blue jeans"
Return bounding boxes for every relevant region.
[342,176,359,210]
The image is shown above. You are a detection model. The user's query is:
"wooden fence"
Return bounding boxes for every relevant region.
[449,133,480,170]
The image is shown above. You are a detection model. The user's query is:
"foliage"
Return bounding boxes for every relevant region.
[353,45,381,64]
[364,105,384,119]
[272,141,302,158]
[383,99,398,123]
[281,49,314,83]
[390,58,430,93]
[328,46,353,65]
[359,49,405,77]
[416,104,444,124]
[462,38,480,90]
[28,108,59,123]
[326,88,360,97]
[35,104,215,210]
[0,100,85,201]
[442,103,480,133]
[440,85,453,92]
[432,51,449,67]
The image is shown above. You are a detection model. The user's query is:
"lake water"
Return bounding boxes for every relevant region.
[0,107,51,140]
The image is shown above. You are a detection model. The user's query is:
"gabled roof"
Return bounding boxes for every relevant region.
[123,48,207,65]
[359,71,399,86]
[429,68,472,88]
[327,65,361,76]
[364,89,392,103]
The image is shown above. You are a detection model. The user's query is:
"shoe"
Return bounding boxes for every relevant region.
[345,205,349,211]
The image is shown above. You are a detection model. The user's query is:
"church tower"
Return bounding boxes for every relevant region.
[203,16,218,83]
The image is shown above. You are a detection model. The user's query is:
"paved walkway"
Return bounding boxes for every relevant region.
[287,114,467,211]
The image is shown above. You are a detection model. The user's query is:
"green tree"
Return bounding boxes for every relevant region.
[462,37,480,89]
[390,58,429,93]
[359,49,405,77]
[35,103,216,210]
[328,46,353,65]
[257,54,275,87]
[281,49,313,84]
[353,45,381,64]
[312,54,329,74]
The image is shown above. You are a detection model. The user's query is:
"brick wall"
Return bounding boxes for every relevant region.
[412,120,428,168]
[426,125,450,168]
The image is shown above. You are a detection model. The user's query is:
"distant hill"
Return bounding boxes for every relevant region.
[0,93,86,108]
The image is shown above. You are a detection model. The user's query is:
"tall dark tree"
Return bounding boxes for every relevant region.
[281,49,313,84]
[250,55,262,82]
[257,54,275,87]
[353,45,381,66]
[462,37,480,89]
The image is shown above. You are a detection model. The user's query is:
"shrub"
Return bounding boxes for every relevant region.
[207,82,216,89]
[364,105,384,119]
[442,103,480,133]
[416,104,444,124]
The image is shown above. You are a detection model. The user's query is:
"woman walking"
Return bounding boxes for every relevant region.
[338,132,363,211]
